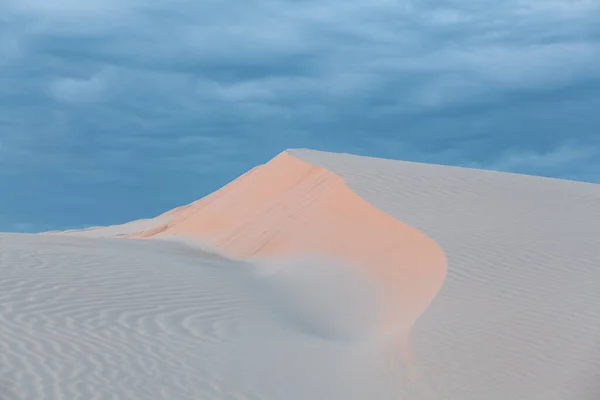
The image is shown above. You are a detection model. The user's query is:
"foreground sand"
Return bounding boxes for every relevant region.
[1,233,406,399]
[3,149,600,399]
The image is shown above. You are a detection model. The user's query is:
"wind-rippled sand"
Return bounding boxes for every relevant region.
[1,234,410,399]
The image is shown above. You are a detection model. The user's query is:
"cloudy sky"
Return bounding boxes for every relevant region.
[1,0,599,232]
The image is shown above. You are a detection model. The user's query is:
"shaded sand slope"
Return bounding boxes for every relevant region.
[290,149,600,399]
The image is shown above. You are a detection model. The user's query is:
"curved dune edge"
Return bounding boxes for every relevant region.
[128,152,448,337]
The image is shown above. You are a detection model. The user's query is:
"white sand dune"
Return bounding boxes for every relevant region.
[4,149,600,399]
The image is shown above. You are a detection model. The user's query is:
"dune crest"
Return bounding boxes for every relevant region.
[128,152,447,336]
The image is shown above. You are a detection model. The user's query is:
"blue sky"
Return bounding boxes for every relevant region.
[1,0,599,232]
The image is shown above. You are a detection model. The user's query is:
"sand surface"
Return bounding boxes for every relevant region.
[1,233,406,400]
[5,149,600,399]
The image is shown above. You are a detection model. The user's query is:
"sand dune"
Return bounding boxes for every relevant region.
[5,149,600,399]
[138,152,446,338]
[53,152,447,340]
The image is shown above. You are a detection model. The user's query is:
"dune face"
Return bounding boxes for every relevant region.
[127,152,447,337]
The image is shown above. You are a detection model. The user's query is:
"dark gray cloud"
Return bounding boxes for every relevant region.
[1,0,599,231]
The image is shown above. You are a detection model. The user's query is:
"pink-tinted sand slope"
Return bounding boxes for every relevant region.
[131,152,447,335]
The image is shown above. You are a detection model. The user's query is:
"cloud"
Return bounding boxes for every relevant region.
[465,144,600,179]
[513,0,600,18]
[48,72,108,102]
[0,0,599,230]
[0,33,22,61]
[490,145,598,171]
[3,0,137,22]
